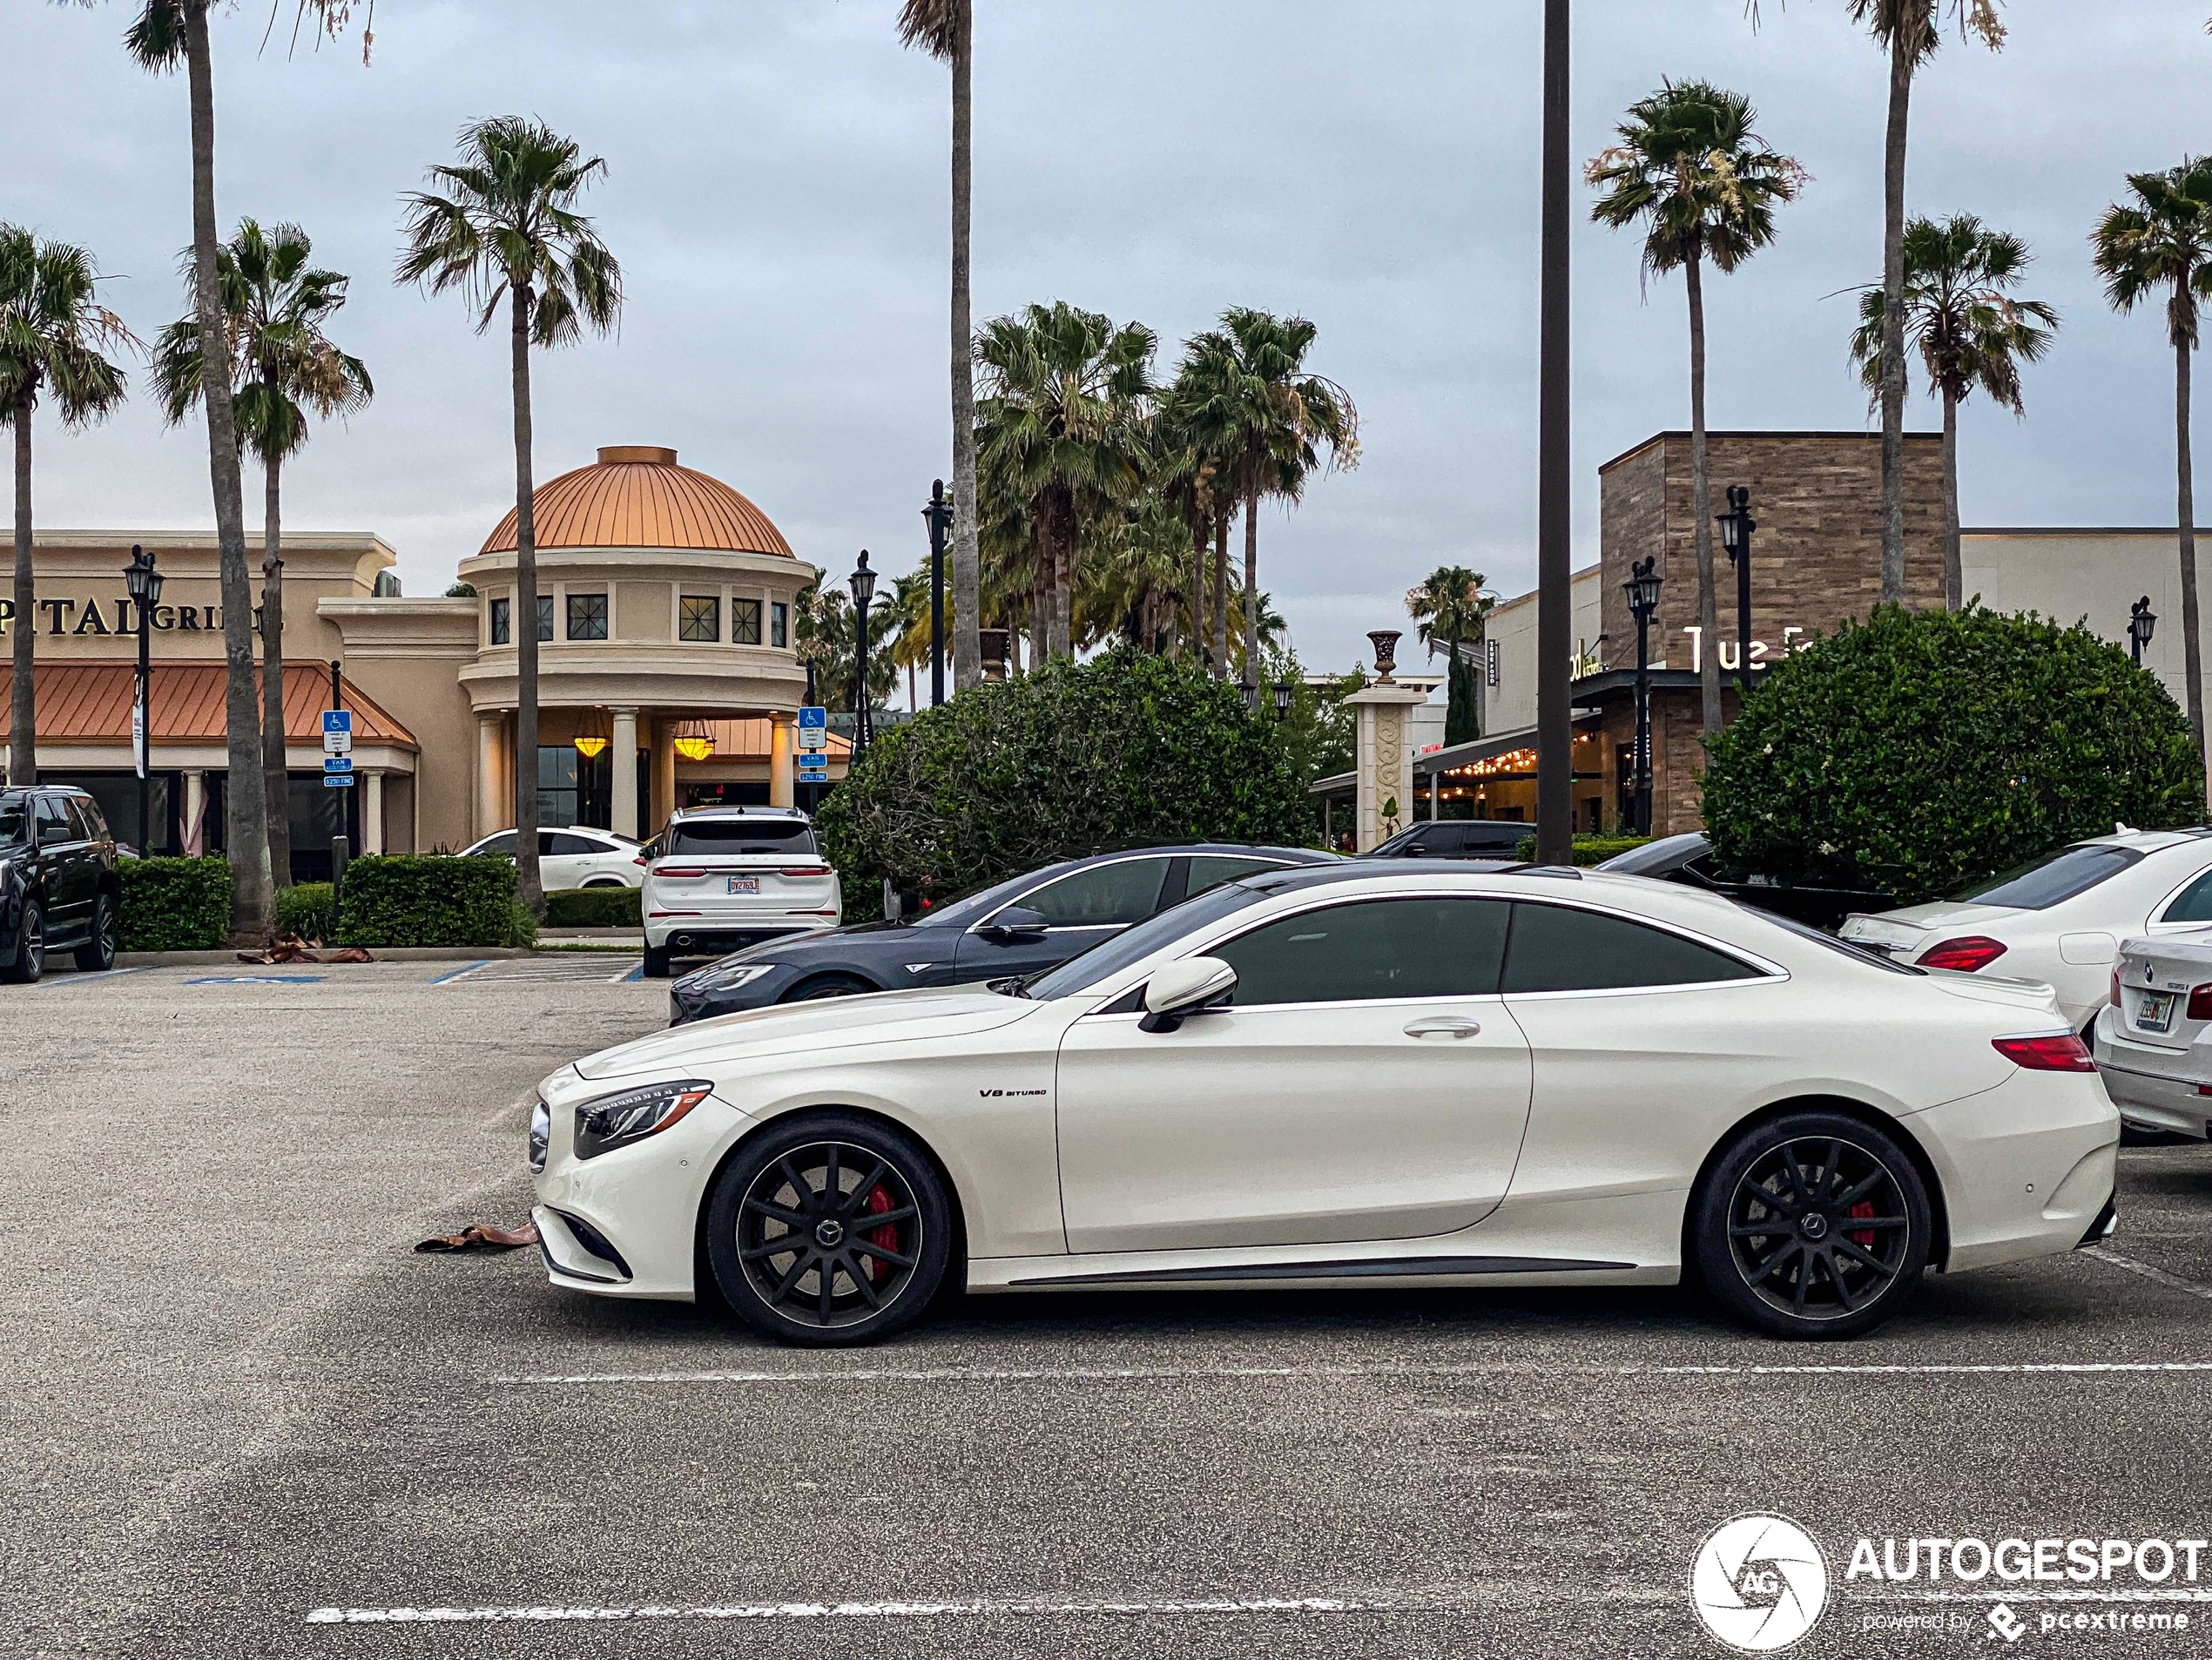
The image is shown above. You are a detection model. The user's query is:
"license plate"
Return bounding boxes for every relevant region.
[727,875,759,894]
[2136,990,2176,1033]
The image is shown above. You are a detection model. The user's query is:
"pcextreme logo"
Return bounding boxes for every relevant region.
[1690,1514,1831,1652]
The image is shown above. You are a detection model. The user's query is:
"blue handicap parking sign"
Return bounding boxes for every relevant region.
[323,709,353,734]
[797,705,827,730]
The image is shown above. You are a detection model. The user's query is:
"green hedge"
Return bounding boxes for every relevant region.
[335,854,536,948]
[119,856,231,951]
[275,881,336,942]
[1512,833,1649,867]
[543,886,641,928]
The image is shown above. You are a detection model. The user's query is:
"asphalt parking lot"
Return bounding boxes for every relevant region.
[8,960,2212,1659]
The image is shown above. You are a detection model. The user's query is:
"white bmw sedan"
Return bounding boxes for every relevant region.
[529,864,2119,1346]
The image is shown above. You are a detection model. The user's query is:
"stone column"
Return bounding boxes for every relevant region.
[651,717,676,829]
[609,706,640,838]
[475,711,505,837]
[1343,682,1430,852]
[362,770,385,855]
[181,769,206,856]
[769,713,794,808]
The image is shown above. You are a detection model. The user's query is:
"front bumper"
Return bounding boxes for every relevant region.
[668,970,795,1025]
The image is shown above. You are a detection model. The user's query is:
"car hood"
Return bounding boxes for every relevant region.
[1839,901,2019,947]
[572,983,1034,1080]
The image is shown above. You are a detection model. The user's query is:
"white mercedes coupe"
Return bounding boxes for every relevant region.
[529,864,2120,1346]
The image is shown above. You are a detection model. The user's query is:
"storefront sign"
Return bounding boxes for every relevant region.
[0,595,253,636]
[1682,624,1809,673]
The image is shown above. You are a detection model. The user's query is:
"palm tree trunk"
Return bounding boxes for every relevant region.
[1049,496,1072,658]
[1941,385,1962,612]
[1242,482,1261,686]
[510,283,543,916]
[183,0,272,945]
[2179,326,2206,777]
[260,445,290,886]
[1211,507,1229,679]
[10,398,33,788]
[1687,250,1722,736]
[1190,515,1207,666]
[948,0,981,692]
[1878,25,1913,606]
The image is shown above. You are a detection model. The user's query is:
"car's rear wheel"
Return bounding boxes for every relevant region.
[1692,1110,1932,1340]
[787,974,873,1002]
[705,1113,953,1347]
[2,902,44,984]
[641,942,671,979]
[74,894,117,973]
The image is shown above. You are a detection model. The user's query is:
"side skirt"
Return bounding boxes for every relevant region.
[1006,1254,1634,1288]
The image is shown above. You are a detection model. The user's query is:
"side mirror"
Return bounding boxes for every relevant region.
[1139,955,1238,1033]
[1400,844,1426,857]
[978,905,1048,942]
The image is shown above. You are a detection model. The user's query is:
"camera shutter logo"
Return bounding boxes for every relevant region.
[1689,1514,1830,1652]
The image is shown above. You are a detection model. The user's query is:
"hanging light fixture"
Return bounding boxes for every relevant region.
[671,719,716,762]
[573,706,610,759]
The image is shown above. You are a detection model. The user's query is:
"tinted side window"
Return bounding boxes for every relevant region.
[1213,897,1511,1006]
[546,832,600,855]
[1184,854,1285,901]
[1019,858,1170,927]
[70,799,107,840]
[2163,867,2212,923]
[476,831,519,859]
[1502,901,1762,993]
[33,796,73,844]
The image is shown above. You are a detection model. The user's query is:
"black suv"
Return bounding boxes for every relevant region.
[1367,820,1530,860]
[1,786,121,982]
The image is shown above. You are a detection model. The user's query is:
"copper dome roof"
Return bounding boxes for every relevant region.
[478,447,794,557]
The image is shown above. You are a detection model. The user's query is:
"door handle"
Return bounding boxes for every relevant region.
[1403,1016,1482,1040]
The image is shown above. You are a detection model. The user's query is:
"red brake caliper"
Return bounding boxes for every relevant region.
[863,1184,896,1283]
[1849,1200,1877,1251]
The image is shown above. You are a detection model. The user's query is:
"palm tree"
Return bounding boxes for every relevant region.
[150,219,371,883]
[1588,78,1805,734]
[2095,157,2212,775]
[106,0,364,938]
[974,301,1156,660]
[1406,565,1495,746]
[1172,311,1356,690]
[1848,214,2055,611]
[897,0,981,695]
[0,228,132,791]
[398,117,622,916]
[885,566,935,709]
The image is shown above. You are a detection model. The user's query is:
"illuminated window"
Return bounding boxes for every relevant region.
[732,598,763,644]
[566,593,608,641]
[679,595,720,642]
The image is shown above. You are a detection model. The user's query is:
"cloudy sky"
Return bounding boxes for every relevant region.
[8,0,2209,688]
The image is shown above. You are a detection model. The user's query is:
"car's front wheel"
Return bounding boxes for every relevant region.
[74,894,117,973]
[705,1113,954,1347]
[2,902,44,984]
[1691,1110,1932,1340]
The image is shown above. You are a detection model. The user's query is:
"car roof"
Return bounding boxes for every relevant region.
[669,805,811,821]
[2074,827,2212,852]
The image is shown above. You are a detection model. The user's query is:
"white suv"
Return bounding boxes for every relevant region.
[461,826,643,891]
[640,806,841,977]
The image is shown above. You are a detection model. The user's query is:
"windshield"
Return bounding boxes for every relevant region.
[1022,879,1273,1000]
[1954,844,2142,910]
[664,819,817,857]
[0,795,25,855]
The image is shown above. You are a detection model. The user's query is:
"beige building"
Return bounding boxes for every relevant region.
[0,446,850,874]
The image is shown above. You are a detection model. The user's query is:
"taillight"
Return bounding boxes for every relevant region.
[2188,983,2212,1021]
[778,867,830,877]
[634,855,648,867]
[1919,935,2008,973]
[2112,967,2122,1009]
[1993,1034,2098,1073]
[653,867,708,878]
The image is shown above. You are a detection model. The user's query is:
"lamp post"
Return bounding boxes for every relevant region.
[1238,678,1258,712]
[122,543,162,855]
[923,480,954,706]
[1272,679,1294,723]
[2130,595,2158,666]
[1715,484,1756,705]
[849,549,877,758]
[1623,555,1662,837]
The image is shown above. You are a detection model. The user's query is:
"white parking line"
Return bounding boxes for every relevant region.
[2085,1245,2212,1302]
[307,1596,1388,1625]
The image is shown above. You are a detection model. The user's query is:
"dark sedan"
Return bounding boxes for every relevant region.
[667,843,1335,1024]
[1595,832,1887,931]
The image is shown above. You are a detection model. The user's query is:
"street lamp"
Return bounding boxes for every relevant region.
[923,481,954,707]
[2130,595,2158,666]
[849,549,876,758]
[1272,679,1294,722]
[1623,554,1662,838]
[1714,483,1757,704]
[1239,678,1258,712]
[122,543,163,855]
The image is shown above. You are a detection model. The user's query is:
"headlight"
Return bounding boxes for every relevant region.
[689,962,780,992]
[572,1078,715,1161]
[528,1100,550,1172]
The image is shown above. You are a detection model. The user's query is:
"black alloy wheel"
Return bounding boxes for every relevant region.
[705,1113,953,1347]
[74,894,117,973]
[1692,1110,1932,1340]
[2,902,43,985]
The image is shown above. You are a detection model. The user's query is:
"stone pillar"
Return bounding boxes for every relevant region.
[363,770,385,855]
[609,706,640,838]
[651,717,676,829]
[475,711,505,837]
[181,769,207,856]
[1343,682,1430,852]
[769,713,795,808]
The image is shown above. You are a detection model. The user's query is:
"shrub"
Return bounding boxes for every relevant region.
[1702,604,2204,904]
[816,645,1318,895]
[1512,833,1649,867]
[276,881,335,942]
[543,886,641,928]
[118,855,232,951]
[336,854,536,948]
